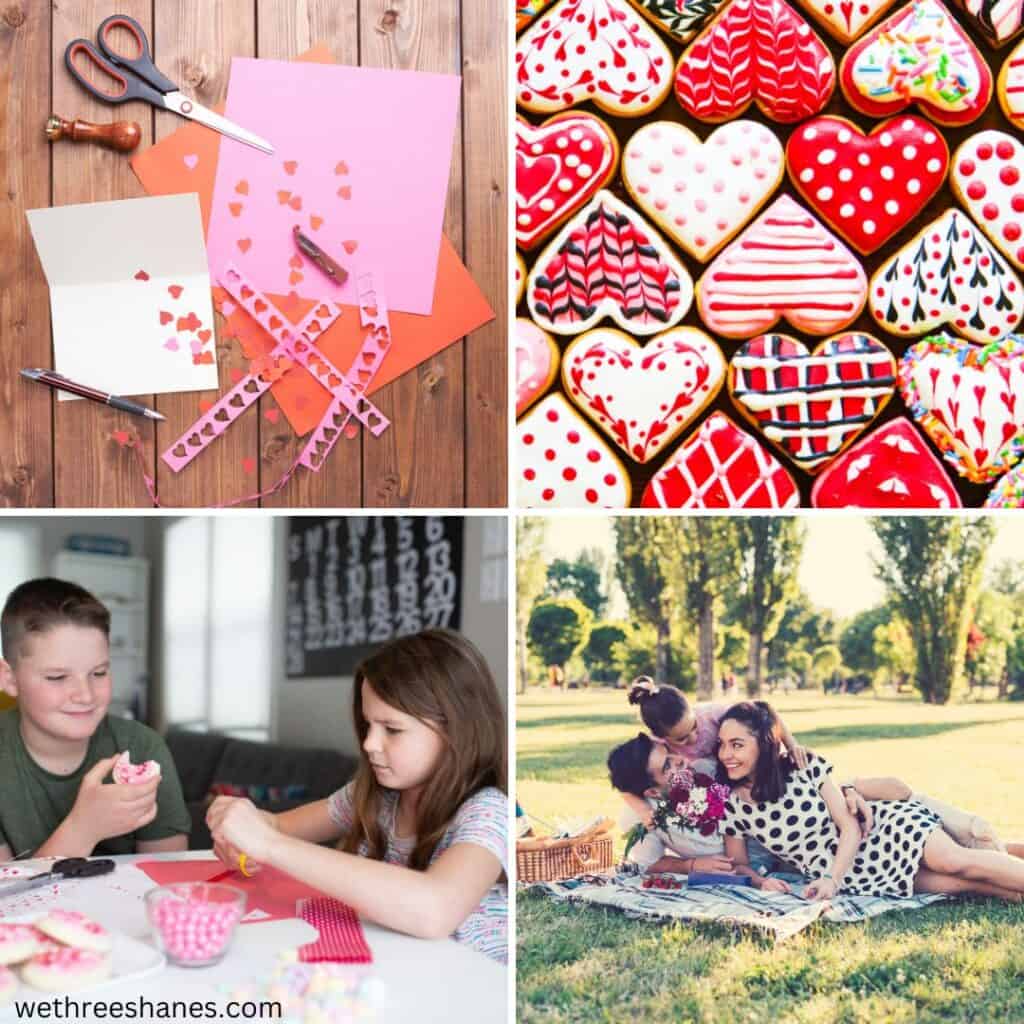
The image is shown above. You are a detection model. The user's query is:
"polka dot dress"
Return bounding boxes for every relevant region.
[722,754,941,898]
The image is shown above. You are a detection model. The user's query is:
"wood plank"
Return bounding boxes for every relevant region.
[51,0,155,506]
[256,0,364,509]
[461,0,508,507]
[359,0,466,508]
[0,3,54,506]
[152,0,259,507]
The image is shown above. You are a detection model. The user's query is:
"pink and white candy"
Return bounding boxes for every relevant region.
[20,947,111,991]
[35,910,112,954]
[112,751,161,785]
[150,897,243,964]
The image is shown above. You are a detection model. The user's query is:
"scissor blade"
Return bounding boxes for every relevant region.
[163,92,274,155]
[0,874,51,899]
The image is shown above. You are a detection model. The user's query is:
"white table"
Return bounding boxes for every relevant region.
[0,852,507,1022]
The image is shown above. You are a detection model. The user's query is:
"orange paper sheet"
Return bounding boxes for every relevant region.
[130,45,494,436]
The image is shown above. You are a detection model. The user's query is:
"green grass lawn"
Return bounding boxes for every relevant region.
[516,689,1024,1024]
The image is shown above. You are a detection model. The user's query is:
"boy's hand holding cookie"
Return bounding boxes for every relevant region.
[207,797,279,863]
[68,754,160,845]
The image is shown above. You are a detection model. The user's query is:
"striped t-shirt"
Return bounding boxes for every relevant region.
[327,783,508,963]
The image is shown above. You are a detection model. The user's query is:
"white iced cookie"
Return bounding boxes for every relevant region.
[20,948,111,992]
[35,911,112,954]
[0,925,42,966]
[111,751,161,785]
[0,965,16,1002]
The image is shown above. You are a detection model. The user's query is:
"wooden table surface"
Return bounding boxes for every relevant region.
[0,0,506,508]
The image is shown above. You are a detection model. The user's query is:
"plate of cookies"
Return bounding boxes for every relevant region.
[0,911,165,1014]
[515,0,1024,508]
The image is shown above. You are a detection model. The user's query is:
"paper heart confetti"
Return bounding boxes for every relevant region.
[811,417,961,507]
[624,0,729,40]
[310,215,323,231]
[334,161,349,176]
[951,131,1024,272]
[999,37,1024,125]
[342,240,358,255]
[563,326,726,462]
[163,338,179,351]
[134,269,150,281]
[623,119,783,262]
[235,180,249,195]
[168,284,184,299]
[517,393,631,507]
[242,457,257,475]
[730,332,897,473]
[794,0,898,41]
[869,208,1024,344]
[177,312,202,333]
[283,161,298,175]
[840,0,992,126]
[516,0,674,116]
[675,0,835,123]
[159,311,173,325]
[183,154,199,170]
[899,332,1024,482]
[337,186,352,200]
[229,202,243,217]
[516,318,559,416]
[264,407,280,425]
[515,113,618,251]
[953,0,1024,47]
[698,194,867,339]
[641,411,799,508]
[237,238,252,253]
[786,115,948,254]
[528,189,692,336]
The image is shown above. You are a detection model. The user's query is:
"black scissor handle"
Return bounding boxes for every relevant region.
[97,14,177,95]
[52,857,115,879]
[64,38,167,108]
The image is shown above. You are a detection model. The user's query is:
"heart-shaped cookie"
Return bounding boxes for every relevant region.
[951,131,1024,272]
[623,120,784,262]
[786,115,948,255]
[794,0,899,42]
[840,0,992,126]
[516,253,527,305]
[516,0,674,115]
[516,114,619,251]
[528,189,693,336]
[624,0,730,41]
[811,417,961,507]
[730,332,896,474]
[517,393,631,507]
[984,460,1024,506]
[562,327,726,463]
[953,0,1024,47]
[697,195,867,339]
[517,0,554,30]
[998,37,1024,126]
[674,0,835,123]
[516,318,560,417]
[869,208,1024,345]
[641,411,800,508]
[900,333,1024,482]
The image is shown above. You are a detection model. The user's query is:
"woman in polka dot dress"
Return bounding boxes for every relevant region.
[718,702,1024,903]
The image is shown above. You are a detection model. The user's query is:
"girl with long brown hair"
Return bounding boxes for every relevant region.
[207,629,508,962]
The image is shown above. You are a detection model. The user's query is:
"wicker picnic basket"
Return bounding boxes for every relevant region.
[516,817,615,883]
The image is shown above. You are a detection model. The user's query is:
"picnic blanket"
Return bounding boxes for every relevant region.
[525,870,947,943]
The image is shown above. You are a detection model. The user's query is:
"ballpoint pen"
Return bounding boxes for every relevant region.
[21,368,166,421]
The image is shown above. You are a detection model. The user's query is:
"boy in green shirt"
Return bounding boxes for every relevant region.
[0,578,190,860]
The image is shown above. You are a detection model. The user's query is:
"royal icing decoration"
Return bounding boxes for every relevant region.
[999,37,1024,123]
[623,120,783,262]
[625,0,729,40]
[518,393,631,506]
[518,0,554,31]
[20,948,111,992]
[869,208,1024,345]
[516,114,618,251]
[786,115,948,255]
[529,189,693,336]
[811,417,961,507]
[516,0,674,115]
[674,0,835,124]
[562,327,725,463]
[516,253,527,304]
[698,195,867,339]
[955,0,1024,46]
[730,332,897,473]
[951,131,1024,273]
[840,0,992,126]
[899,332,1024,482]
[641,411,800,508]
[794,0,899,41]
[516,318,559,416]
[984,458,1024,506]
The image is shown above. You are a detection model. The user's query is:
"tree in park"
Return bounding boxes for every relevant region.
[988,559,1024,700]
[582,622,628,684]
[965,589,1015,696]
[839,605,893,677]
[610,621,697,693]
[766,589,836,688]
[813,644,843,691]
[872,618,915,692]
[516,518,548,694]
[871,517,995,703]
[526,599,593,683]
[544,549,607,618]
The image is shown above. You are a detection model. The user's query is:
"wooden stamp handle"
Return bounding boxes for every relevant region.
[45,114,141,152]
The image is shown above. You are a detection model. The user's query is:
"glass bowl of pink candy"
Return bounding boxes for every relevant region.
[145,883,246,967]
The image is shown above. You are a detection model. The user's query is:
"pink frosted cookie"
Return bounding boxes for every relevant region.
[812,418,961,508]
[696,195,867,339]
[786,115,948,255]
[528,189,692,337]
[950,131,1024,272]
[562,327,725,463]
[516,0,674,116]
[35,911,112,954]
[641,411,800,508]
[622,120,784,262]
[953,0,1024,47]
[869,208,1024,345]
[111,750,161,785]
[516,318,560,416]
[517,393,631,507]
[794,0,899,42]
[998,36,1024,125]
[0,925,41,966]
[0,965,16,1002]
[840,0,992,127]
[515,113,619,251]
[624,0,729,40]
[674,0,835,124]
[20,948,111,992]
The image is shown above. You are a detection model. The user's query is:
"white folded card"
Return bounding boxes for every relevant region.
[26,194,219,400]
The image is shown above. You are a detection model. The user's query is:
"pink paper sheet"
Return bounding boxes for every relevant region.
[206,58,461,315]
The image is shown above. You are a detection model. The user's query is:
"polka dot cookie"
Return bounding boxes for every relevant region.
[35,911,112,954]
[20,948,111,992]
[998,35,1024,126]
[624,0,729,41]
[950,130,1024,272]
[794,0,899,43]
[516,318,560,416]
[868,207,1024,345]
[622,120,784,262]
[562,326,725,463]
[517,393,631,507]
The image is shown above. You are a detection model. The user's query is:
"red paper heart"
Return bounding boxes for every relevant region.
[264,407,280,424]
[235,180,249,195]
[310,215,323,231]
[198,329,212,343]
[229,202,243,217]
[168,284,184,299]
[283,160,298,175]
[159,311,172,325]
[276,190,291,205]
[192,351,214,365]
[288,195,302,211]
[177,312,201,333]
[134,269,149,281]
[342,240,358,255]
[335,161,349,175]
[237,238,252,253]
[199,399,214,413]
[787,115,948,254]
[242,457,257,475]
[337,186,352,200]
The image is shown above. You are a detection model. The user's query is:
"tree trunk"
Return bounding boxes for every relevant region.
[747,631,763,696]
[697,596,714,699]
[517,623,529,695]
[656,618,670,684]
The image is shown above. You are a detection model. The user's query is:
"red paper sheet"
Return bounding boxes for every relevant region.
[297,897,373,963]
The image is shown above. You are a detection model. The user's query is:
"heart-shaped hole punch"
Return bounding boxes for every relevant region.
[172,445,187,458]
[357,370,371,384]
[229,395,245,409]
[268,316,282,331]
[307,321,322,335]
[240,285,253,299]
[328,374,342,388]
[332,413,345,428]
[310,452,322,467]
[226,270,241,283]
[363,306,378,320]
[282,331,293,342]
[201,423,214,438]
[315,440,327,455]
[362,352,376,366]
[367,413,382,430]
[187,433,202,447]
[254,299,268,314]
[357,398,370,414]
[214,409,230,422]
[323,427,337,442]
[294,341,309,353]
[244,380,260,393]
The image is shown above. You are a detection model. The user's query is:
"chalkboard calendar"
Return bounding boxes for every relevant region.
[286,516,464,678]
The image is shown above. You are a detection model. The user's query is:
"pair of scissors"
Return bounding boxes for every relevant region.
[0,857,115,899]
[64,14,273,155]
